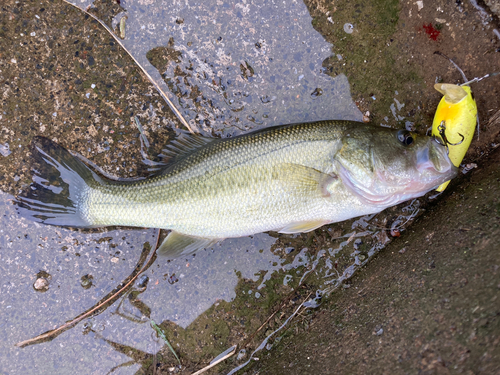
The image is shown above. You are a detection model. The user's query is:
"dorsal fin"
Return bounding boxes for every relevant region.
[157,130,218,167]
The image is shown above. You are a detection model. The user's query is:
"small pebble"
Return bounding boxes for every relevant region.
[353,238,363,250]
[390,228,401,237]
[33,278,49,291]
[80,274,93,289]
[362,111,370,123]
[343,23,354,34]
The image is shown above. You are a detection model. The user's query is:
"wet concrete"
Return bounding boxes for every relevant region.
[0,0,499,374]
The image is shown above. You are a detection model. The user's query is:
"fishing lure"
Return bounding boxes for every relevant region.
[431,52,499,192]
[431,83,477,192]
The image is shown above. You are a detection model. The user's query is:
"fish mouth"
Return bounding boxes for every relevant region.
[414,139,457,185]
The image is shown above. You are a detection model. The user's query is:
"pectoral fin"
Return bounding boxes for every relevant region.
[157,231,220,258]
[279,220,327,234]
[276,163,337,198]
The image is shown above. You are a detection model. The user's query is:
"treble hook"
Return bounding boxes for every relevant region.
[433,121,465,154]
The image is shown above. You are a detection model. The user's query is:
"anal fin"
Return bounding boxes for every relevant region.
[278,220,327,234]
[157,231,220,258]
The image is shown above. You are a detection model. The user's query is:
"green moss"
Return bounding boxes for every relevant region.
[307,0,423,127]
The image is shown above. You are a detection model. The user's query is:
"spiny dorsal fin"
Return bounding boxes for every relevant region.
[159,130,218,167]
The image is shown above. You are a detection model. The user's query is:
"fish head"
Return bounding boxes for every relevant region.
[335,127,457,207]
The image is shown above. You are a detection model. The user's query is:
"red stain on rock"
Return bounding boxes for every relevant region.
[422,23,440,41]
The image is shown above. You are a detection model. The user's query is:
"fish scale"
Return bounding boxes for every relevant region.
[86,122,345,235]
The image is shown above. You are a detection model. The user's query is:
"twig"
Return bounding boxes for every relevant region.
[190,346,237,375]
[240,285,314,350]
[60,0,194,134]
[434,51,468,82]
[15,230,161,348]
[227,292,313,375]
[190,266,318,374]
[134,117,151,149]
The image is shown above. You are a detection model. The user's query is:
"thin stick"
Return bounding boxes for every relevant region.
[60,0,194,134]
[240,286,313,350]
[434,51,468,82]
[461,72,500,86]
[226,293,313,375]
[150,320,181,365]
[190,346,237,375]
[15,230,161,348]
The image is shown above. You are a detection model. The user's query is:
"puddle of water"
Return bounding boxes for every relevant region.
[0,182,423,373]
[69,0,362,135]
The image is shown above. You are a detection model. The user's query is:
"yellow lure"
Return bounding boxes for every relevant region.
[431,83,477,191]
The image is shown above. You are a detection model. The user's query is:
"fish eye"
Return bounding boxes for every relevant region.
[397,130,414,146]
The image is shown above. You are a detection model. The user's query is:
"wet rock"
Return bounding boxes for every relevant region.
[237,349,246,360]
[353,239,363,250]
[80,274,93,289]
[0,143,11,157]
[33,277,49,292]
[33,270,51,292]
[343,23,354,34]
[484,0,500,17]
[136,275,149,288]
[310,88,323,98]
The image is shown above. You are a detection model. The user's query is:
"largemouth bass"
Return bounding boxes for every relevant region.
[15,121,456,257]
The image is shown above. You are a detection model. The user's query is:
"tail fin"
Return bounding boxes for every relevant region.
[14,137,99,227]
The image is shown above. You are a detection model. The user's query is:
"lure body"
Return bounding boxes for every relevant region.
[431,83,477,191]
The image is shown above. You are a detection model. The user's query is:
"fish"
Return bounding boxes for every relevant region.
[14,120,456,257]
[431,83,477,192]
